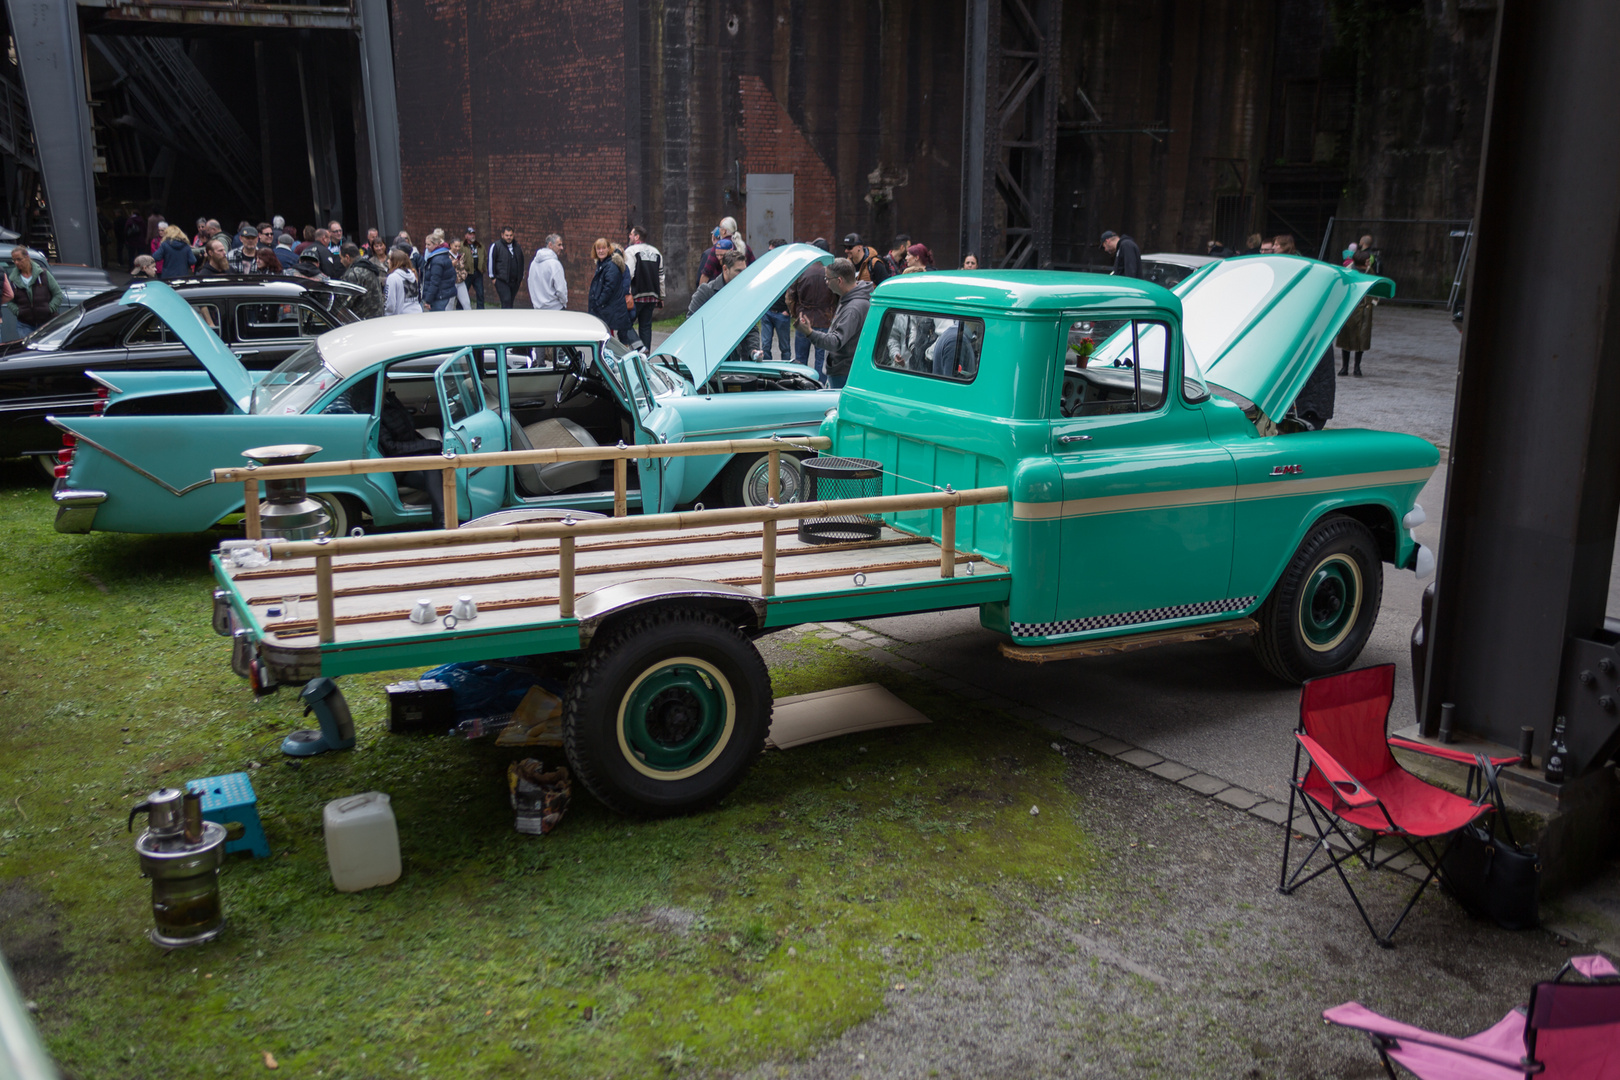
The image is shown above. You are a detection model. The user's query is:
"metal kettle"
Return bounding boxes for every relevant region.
[128,788,228,949]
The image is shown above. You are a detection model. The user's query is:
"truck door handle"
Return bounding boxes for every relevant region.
[468,436,482,450]
[1058,434,1093,445]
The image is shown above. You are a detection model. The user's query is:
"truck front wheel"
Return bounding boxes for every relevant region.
[563,608,772,816]
[1253,514,1383,684]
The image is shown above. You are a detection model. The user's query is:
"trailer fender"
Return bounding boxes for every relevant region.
[575,579,767,646]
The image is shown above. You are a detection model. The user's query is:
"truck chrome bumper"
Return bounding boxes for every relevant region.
[52,485,107,534]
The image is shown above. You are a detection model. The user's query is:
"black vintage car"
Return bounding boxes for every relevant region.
[0,276,361,465]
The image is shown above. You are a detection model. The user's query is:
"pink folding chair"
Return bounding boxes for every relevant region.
[1325,954,1620,1078]
[1279,664,1495,946]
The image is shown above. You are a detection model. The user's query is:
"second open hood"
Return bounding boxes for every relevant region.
[1175,255,1395,422]
[651,243,833,386]
[118,281,254,413]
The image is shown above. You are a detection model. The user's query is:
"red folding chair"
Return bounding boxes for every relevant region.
[1279,664,1495,947]
[1325,954,1620,1078]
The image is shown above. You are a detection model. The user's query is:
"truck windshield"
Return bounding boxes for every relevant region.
[250,344,343,415]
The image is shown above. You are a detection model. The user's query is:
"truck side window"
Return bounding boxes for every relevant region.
[871,309,985,383]
[1059,319,1170,417]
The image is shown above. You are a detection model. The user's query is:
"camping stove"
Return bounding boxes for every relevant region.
[243,443,329,540]
[127,788,227,948]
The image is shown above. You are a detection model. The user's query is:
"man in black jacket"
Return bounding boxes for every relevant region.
[1101,230,1142,278]
[379,389,446,528]
[488,226,525,308]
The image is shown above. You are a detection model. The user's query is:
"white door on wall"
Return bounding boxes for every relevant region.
[747,174,794,247]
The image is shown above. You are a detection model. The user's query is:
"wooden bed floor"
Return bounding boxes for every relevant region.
[225,521,1004,646]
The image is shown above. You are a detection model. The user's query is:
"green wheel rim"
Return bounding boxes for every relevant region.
[616,656,736,780]
[1299,553,1363,653]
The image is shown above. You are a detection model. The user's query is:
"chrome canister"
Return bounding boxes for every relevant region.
[128,789,228,948]
[243,443,330,541]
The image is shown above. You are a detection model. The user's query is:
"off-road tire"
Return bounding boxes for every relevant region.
[720,452,804,507]
[1253,514,1383,684]
[563,608,771,816]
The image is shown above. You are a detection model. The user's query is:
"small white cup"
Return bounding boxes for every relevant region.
[451,595,478,621]
[408,598,436,624]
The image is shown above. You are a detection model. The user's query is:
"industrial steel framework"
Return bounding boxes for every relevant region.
[2,0,403,264]
[960,0,1062,269]
[1420,0,1620,784]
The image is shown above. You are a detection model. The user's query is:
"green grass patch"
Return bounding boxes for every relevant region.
[0,462,1095,1077]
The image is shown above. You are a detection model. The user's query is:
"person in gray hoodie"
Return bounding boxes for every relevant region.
[797,258,872,388]
[528,233,567,310]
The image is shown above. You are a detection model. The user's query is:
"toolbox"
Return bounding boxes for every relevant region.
[385,679,456,734]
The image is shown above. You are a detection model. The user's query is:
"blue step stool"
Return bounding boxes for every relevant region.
[186,772,270,858]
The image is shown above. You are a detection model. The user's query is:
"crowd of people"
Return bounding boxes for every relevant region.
[99,206,1379,397]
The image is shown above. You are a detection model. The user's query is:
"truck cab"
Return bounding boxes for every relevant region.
[826,256,1438,682]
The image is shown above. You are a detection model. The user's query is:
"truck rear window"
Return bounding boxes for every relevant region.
[871,309,985,384]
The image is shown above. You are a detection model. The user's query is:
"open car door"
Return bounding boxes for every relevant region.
[433,349,507,521]
[597,348,685,513]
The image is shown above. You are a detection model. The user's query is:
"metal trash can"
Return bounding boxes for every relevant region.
[798,456,883,544]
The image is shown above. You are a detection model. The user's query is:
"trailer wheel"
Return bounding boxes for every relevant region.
[1253,514,1383,684]
[564,608,771,816]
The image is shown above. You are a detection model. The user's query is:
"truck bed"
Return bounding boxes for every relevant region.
[214,518,1010,679]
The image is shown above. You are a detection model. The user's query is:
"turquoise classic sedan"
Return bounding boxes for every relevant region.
[50,245,836,536]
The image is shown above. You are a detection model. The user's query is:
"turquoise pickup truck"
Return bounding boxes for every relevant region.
[209,255,1437,816]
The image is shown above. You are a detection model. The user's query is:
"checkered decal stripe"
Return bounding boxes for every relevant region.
[1010,597,1258,638]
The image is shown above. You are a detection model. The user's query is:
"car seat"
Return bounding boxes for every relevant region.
[508,416,601,497]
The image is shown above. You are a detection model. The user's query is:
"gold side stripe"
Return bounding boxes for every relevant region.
[1012,466,1434,521]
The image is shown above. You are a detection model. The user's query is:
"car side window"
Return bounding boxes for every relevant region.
[236,302,338,342]
[1057,319,1170,418]
[439,354,484,426]
[871,309,985,383]
[126,305,221,345]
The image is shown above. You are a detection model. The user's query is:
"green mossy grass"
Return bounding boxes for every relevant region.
[0,463,1095,1078]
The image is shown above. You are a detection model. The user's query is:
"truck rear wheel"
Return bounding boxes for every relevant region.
[563,608,771,816]
[1253,514,1382,684]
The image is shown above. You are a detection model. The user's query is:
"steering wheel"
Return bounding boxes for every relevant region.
[1061,373,1087,418]
[555,351,589,406]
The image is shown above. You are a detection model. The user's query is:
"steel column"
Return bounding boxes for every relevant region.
[6,0,100,264]
[959,0,995,264]
[356,0,403,237]
[1421,0,1620,777]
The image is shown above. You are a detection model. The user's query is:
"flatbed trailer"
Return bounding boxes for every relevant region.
[210,438,1008,815]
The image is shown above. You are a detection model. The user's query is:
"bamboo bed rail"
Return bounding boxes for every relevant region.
[222,435,833,539]
[249,485,1008,645]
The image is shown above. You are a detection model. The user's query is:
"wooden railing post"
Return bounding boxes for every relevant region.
[613,458,627,517]
[315,553,335,643]
[940,504,956,578]
[558,536,576,618]
[760,448,781,595]
[244,479,260,539]
[441,467,458,530]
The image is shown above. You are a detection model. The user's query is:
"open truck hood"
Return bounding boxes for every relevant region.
[650,243,833,387]
[1174,255,1395,423]
[118,280,253,413]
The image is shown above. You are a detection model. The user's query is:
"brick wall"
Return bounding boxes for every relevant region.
[392,0,628,310]
[737,75,836,246]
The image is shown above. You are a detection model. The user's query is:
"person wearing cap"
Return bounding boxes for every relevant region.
[461,227,484,308]
[1101,230,1142,278]
[227,225,267,274]
[290,246,327,282]
[842,233,890,285]
[273,231,299,270]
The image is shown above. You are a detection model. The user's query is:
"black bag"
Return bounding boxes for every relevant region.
[1440,755,1541,930]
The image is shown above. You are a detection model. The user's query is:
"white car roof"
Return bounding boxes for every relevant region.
[313,309,610,379]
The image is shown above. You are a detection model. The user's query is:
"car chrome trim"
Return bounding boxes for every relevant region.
[86,371,123,394]
[0,396,98,413]
[1011,467,1434,521]
[46,419,217,497]
[51,486,106,534]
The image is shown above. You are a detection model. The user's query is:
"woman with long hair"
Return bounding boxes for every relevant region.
[385,248,423,316]
[588,237,638,346]
[903,243,935,272]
